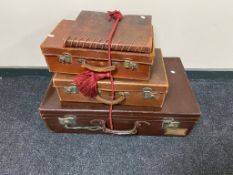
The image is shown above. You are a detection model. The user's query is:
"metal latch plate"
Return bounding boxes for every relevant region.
[64,85,78,94]
[58,53,72,64]
[58,115,77,126]
[162,117,180,129]
[143,87,159,99]
[123,60,138,70]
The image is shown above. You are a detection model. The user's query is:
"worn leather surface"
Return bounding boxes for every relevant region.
[65,10,153,53]
[39,58,200,136]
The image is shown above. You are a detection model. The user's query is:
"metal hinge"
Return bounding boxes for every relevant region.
[58,53,72,64]
[143,87,160,99]
[162,117,180,129]
[64,85,78,94]
[123,60,138,70]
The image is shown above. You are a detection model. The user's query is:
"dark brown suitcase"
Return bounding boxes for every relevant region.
[52,48,168,108]
[40,20,154,80]
[39,58,201,136]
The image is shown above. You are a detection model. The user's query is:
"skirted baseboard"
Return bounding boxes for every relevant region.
[0,68,233,80]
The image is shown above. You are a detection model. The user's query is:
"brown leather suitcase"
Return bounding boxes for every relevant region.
[52,48,168,108]
[40,19,154,80]
[39,58,201,136]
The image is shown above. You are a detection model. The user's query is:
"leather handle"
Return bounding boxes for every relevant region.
[58,115,103,131]
[81,61,116,72]
[62,124,102,131]
[95,94,125,105]
[58,116,150,135]
[91,120,150,135]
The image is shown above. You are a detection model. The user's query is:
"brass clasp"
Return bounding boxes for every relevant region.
[162,117,180,129]
[58,53,72,64]
[123,60,138,70]
[143,87,160,99]
[63,85,78,94]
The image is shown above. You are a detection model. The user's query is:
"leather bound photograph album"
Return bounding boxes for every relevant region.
[39,58,201,136]
[65,10,153,54]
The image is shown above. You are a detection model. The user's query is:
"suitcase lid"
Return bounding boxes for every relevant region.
[40,20,154,65]
[64,10,153,54]
[40,58,201,119]
[52,48,168,93]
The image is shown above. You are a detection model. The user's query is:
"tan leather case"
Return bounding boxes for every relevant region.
[52,50,168,108]
[40,20,155,80]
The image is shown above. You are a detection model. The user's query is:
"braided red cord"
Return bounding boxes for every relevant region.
[73,10,123,130]
[107,10,123,129]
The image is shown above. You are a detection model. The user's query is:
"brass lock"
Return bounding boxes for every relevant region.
[64,85,78,94]
[162,117,180,129]
[143,87,160,99]
[123,60,138,70]
[162,117,188,136]
[58,53,72,64]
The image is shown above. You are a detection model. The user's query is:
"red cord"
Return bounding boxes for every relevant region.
[107,10,123,129]
[73,10,123,130]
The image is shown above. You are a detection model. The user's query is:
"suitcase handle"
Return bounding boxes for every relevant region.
[58,116,150,135]
[95,94,125,105]
[58,115,103,131]
[91,120,150,135]
[81,61,116,72]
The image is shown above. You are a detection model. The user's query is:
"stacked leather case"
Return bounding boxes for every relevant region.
[39,10,200,136]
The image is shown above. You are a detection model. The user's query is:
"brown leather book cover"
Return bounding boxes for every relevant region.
[64,10,153,53]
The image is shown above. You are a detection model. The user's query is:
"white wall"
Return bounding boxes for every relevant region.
[0,0,233,69]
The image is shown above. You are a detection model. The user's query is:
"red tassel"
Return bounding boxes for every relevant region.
[73,71,110,97]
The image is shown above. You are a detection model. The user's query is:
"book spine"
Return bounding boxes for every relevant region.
[65,38,151,53]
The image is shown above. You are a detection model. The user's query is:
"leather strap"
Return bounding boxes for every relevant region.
[81,62,116,72]
[95,94,125,105]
